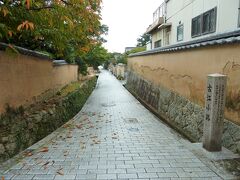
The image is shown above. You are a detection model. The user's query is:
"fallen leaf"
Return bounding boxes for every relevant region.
[63,151,69,156]
[39,147,48,153]
[63,124,69,128]
[67,135,72,138]
[90,136,98,139]
[2,176,5,180]
[36,160,43,165]
[43,161,50,166]
[94,141,101,144]
[25,152,33,156]
[76,125,82,129]
[57,168,64,175]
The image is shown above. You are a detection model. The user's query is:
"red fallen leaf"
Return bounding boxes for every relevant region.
[39,147,49,153]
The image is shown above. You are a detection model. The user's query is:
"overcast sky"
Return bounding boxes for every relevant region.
[101,0,164,53]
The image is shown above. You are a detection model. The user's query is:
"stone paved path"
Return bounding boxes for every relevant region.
[1,71,224,179]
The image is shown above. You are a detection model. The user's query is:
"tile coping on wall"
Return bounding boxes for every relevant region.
[0,42,51,60]
[0,43,75,67]
[129,29,240,57]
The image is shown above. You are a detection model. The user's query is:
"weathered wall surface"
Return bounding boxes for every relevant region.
[128,44,240,125]
[0,51,78,113]
[127,44,240,154]
[0,78,97,163]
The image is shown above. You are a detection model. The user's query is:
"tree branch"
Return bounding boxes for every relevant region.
[29,6,54,11]
[60,0,73,6]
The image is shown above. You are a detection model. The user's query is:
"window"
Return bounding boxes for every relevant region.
[202,8,217,34]
[191,7,217,37]
[238,3,240,27]
[177,24,184,41]
[154,40,162,48]
[192,15,201,37]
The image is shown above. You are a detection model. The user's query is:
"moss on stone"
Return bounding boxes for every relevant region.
[0,77,97,163]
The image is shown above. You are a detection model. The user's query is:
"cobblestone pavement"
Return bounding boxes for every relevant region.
[1,71,224,179]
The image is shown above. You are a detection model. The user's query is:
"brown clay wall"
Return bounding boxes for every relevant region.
[0,51,78,113]
[128,44,240,125]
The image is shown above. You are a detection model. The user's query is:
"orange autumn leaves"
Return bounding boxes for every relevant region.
[1,8,9,17]
[0,0,106,60]
[17,21,34,31]
[23,147,48,157]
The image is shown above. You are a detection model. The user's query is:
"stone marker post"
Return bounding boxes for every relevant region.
[203,74,227,152]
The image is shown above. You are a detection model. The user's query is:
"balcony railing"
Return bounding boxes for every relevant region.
[153,2,166,22]
[146,2,166,34]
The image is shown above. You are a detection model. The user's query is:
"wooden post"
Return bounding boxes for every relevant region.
[203,74,227,152]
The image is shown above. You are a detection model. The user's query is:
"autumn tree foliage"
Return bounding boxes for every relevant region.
[0,0,108,62]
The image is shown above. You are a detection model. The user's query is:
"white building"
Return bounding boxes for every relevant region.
[146,0,240,49]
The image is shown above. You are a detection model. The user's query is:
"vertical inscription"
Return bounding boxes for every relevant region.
[203,74,227,152]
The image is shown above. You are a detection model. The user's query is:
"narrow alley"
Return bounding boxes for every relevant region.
[1,71,224,179]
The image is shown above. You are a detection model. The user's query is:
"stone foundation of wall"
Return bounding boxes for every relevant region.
[0,77,97,163]
[126,71,240,154]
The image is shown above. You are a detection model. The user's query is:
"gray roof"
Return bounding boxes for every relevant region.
[129,30,240,57]
[53,60,68,66]
[0,42,51,60]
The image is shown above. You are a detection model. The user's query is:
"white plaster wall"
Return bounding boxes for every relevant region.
[217,0,239,33]
[165,0,239,45]
[151,30,164,48]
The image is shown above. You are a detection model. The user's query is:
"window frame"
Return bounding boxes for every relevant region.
[154,39,162,48]
[202,7,217,35]
[191,7,217,38]
[191,15,202,38]
[238,4,240,28]
[177,24,184,42]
